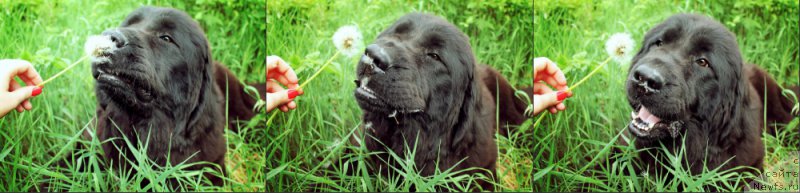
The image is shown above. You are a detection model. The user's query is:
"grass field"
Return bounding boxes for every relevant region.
[266,0,533,191]
[0,0,266,191]
[533,0,799,192]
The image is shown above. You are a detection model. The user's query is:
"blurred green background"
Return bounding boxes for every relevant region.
[0,0,265,191]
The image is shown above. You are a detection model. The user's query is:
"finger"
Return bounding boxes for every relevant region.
[550,67,567,87]
[285,83,303,95]
[266,56,284,72]
[276,61,298,84]
[533,57,554,75]
[9,81,32,110]
[9,82,35,110]
[23,100,32,110]
[532,82,554,95]
[542,62,567,86]
[7,86,37,109]
[266,90,290,112]
[266,80,277,92]
[287,101,297,109]
[267,80,286,93]
[267,56,299,85]
[267,56,278,68]
[533,92,560,116]
[274,75,293,88]
[554,85,571,92]
[16,106,24,112]
[556,103,566,111]
[544,76,562,90]
[533,57,567,86]
[2,59,43,87]
[279,105,289,112]
[10,80,21,92]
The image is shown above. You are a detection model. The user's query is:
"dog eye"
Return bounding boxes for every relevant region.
[653,39,663,47]
[159,35,174,43]
[427,53,441,61]
[695,58,710,67]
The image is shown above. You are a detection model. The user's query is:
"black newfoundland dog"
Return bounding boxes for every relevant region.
[350,13,530,191]
[621,13,797,188]
[44,6,265,189]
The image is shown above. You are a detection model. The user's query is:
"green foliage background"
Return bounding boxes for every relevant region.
[533,0,799,191]
[0,0,266,191]
[267,0,533,191]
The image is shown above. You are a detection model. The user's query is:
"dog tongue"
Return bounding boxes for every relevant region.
[637,106,662,125]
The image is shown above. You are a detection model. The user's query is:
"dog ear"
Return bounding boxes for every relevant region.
[449,45,478,148]
[705,39,748,148]
[177,59,210,136]
[176,34,213,136]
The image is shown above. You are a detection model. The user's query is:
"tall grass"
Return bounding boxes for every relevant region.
[533,0,799,191]
[0,0,266,191]
[266,0,533,191]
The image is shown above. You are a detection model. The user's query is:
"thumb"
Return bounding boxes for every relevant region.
[266,90,291,112]
[8,86,38,105]
[533,91,562,116]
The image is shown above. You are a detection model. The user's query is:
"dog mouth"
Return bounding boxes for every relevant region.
[353,77,423,118]
[87,34,154,104]
[628,105,683,139]
[93,65,154,103]
[355,77,379,100]
[92,54,154,104]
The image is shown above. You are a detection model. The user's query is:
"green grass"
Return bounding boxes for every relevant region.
[533,0,799,192]
[0,0,266,191]
[266,0,533,191]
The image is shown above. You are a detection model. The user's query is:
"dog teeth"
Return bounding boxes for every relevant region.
[399,109,422,114]
[632,118,650,131]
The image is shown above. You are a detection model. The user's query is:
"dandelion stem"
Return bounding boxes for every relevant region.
[533,57,612,129]
[533,112,547,128]
[299,50,341,89]
[37,55,90,87]
[566,57,612,92]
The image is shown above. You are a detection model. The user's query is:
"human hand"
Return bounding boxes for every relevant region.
[533,57,572,116]
[267,56,303,113]
[0,59,44,118]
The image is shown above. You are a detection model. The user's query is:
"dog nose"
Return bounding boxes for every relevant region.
[632,64,665,94]
[101,30,126,48]
[365,44,390,72]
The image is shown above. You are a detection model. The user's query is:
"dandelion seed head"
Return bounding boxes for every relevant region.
[84,35,115,57]
[332,25,363,57]
[605,33,635,64]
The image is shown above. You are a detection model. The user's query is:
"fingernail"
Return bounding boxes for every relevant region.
[556,91,567,101]
[287,89,298,99]
[31,86,43,97]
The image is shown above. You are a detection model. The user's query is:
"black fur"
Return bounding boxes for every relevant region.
[350,13,531,191]
[620,13,797,190]
[69,6,264,189]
